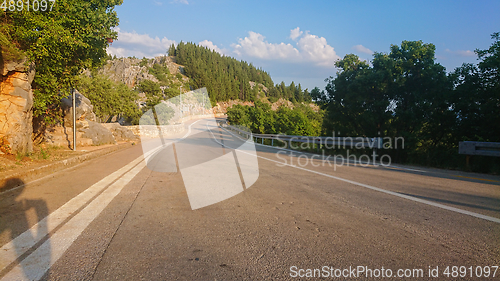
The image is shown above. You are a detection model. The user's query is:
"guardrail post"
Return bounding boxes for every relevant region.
[271,139,274,147]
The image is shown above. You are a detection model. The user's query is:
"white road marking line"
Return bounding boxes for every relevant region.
[0,155,142,272]
[214,126,500,224]
[0,161,147,281]
[385,165,425,172]
[0,118,203,280]
[0,144,165,275]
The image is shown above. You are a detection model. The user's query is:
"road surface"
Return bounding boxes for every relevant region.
[0,118,499,280]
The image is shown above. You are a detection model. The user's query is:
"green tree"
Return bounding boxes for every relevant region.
[324,43,453,163]
[1,0,122,122]
[310,87,328,105]
[388,41,452,161]
[451,32,500,143]
[138,80,162,107]
[77,75,140,123]
[227,103,322,136]
[149,63,170,85]
[168,44,176,56]
[140,57,150,67]
[173,41,275,103]
[324,54,379,136]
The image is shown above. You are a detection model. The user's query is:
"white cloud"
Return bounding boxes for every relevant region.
[153,0,163,6]
[445,48,475,57]
[106,27,340,70]
[352,44,373,55]
[232,28,340,67]
[290,27,303,40]
[106,28,176,58]
[106,46,128,58]
[171,0,188,4]
[232,31,299,60]
[296,31,340,66]
[199,40,226,55]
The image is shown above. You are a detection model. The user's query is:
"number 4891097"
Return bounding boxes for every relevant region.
[1,0,56,12]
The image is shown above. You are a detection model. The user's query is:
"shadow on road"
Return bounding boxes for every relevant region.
[0,178,51,280]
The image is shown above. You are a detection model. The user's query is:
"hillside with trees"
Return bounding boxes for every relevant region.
[169,42,312,103]
[78,42,318,126]
[76,56,190,125]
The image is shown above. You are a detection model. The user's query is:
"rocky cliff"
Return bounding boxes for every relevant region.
[95,56,185,88]
[0,58,35,154]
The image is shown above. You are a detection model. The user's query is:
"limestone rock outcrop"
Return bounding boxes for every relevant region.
[95,56,184,88]
[0,57,35,154]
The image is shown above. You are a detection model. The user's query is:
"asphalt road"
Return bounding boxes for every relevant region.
[0,118,499,280]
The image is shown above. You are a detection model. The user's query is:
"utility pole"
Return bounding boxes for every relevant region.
[179,85,182,118]
[72,88,76,151]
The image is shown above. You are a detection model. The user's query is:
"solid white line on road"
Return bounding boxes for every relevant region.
[0,144,167,277]
[270,156,500,224]
[215,124,500,224]
[0,155,144,273]
[0,119,202,280]
[0,161,147,281]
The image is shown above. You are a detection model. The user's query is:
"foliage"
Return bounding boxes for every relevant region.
[321,34,500,172]
[310,87,329,106]
[76,75,141,123]
[0,136,12,155]
[0,0,122,123]
[227,102,323,136]
[149,63,170,85]
[137,80,162,107]
[138,102,175,126]
[140,57,150,67]
[447,32,500,152]
[0,27,24,62]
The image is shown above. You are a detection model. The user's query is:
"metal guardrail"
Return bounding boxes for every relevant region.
[459,141,500,157]
[219,121,383,149]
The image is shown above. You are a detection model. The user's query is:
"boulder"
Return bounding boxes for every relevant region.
[80,121,116,146]
[101,123,139,142]
[61,90,96,125]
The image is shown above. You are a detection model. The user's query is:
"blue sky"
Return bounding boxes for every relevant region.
[108,0,500,91]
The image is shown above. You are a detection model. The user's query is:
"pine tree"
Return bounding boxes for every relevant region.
[168,44,176,56]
